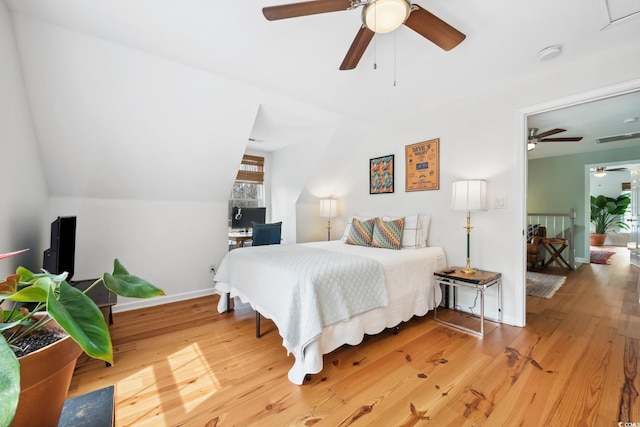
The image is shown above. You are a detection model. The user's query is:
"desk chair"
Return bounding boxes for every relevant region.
[251,221,282,246]
[251,221,282,338]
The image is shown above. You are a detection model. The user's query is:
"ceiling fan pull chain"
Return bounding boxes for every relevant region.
[373,6,378,70]
[373,38,377,69]
[393,30,397,86]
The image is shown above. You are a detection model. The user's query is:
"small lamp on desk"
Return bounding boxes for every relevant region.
[451,180,488,274]
[319,199,337,241]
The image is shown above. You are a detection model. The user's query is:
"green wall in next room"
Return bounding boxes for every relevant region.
[527,145,640,260]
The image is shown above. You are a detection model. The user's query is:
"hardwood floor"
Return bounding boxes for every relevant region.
[69,254,640,426]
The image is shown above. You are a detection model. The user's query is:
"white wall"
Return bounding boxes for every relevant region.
[269,128,336,244]
[590,169,631,199]
[292,41,640,327]
[0,2,48,277]
[49,197,228,311]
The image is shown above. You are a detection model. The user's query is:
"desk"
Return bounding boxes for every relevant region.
[541,238,573,270]
[228,231,252,249]
[433,267,502,337]
[71,279,116,325]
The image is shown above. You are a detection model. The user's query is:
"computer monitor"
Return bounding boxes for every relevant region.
[231,207,266,231]
[43,216,76,281]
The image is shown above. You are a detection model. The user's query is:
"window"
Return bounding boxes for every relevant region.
[229,155,265,226]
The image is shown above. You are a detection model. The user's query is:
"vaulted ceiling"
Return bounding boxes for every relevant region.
[5,0,640,187]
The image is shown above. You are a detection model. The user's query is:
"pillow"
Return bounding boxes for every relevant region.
[527,224,540,242]
[384,214,420,249]
[371,217,405,250]
[418,214,431,247]
[341,214,372,242]
[345,217,375,246]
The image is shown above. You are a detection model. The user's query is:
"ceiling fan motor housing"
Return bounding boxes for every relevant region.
[362,0,411,33]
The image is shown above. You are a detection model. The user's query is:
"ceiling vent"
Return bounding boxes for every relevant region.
[595,132,640,144]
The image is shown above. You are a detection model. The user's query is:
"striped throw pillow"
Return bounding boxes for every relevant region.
[346,217,375,246]
[371,217,405,250]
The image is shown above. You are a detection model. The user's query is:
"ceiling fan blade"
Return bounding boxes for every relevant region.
[340,25,375,70]
[403,4,465,51]
[263,0,352,21]
[535,128,565,139]
[540,137,583,142]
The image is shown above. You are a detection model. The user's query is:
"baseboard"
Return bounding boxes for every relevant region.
[112,288,216,313]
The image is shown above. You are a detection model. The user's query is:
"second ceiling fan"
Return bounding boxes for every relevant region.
[262,0,466,70]
[527,128,584,151]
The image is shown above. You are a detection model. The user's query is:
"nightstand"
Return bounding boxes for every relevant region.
[433,267,502,337]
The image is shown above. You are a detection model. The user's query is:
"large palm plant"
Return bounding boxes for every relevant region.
[590,194,631,234]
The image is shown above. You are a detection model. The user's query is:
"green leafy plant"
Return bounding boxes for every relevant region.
[0,251,164,426]
[590,194,631,235]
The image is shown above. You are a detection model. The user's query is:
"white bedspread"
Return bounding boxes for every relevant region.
[214,241,446,384]
[213,244,388,361]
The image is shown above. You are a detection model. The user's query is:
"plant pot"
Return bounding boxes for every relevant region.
[11,319,83,427]
[590,233,607,246]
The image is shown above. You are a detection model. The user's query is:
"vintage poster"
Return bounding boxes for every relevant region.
[405,139,439,191]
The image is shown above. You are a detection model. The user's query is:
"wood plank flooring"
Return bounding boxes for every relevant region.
[69,250,640,426]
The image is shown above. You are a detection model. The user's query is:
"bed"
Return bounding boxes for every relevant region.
[213,216,446,384]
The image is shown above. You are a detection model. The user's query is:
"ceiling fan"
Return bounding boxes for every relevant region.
[527,128,584,151]
[590,166,628,177]
[262,0,466,70]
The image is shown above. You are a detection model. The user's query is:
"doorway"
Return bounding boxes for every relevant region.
[521,79,640,326]
[587,159,640,266]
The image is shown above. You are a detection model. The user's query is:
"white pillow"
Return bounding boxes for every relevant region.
[384,214,421,249]
[418,214,431,247]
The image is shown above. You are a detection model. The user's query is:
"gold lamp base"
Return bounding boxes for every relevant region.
[461,258,475,274]
[461,211,476,274]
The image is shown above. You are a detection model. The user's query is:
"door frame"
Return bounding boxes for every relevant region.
[585,159,640,255]
[518,78,640,326]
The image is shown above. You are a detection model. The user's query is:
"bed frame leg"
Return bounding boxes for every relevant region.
[256,312,261,339]
[305,374,312,382]
[393,326,400,335]
[226,293,231,313]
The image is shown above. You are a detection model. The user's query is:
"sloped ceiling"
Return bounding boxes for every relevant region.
[10,0,640,119]
[5,0,640,199]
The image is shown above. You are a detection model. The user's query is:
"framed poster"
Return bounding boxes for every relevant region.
[405,139,439,191]
[369,155,394,194]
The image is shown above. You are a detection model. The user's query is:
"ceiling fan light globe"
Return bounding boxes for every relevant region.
[363,0,411,33]
[527,141,537,151]
[594,167,607,177]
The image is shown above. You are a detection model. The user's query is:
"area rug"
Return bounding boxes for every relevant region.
[590,250,616,265]
[526,272,566,298]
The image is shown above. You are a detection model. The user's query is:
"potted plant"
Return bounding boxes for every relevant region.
[0,249,165,427]
[590,194,631,246]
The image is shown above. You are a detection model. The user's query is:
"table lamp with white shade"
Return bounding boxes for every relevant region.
[451,180,488,274]
[319,199,338,241]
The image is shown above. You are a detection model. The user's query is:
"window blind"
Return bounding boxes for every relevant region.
[236,155,264,184]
